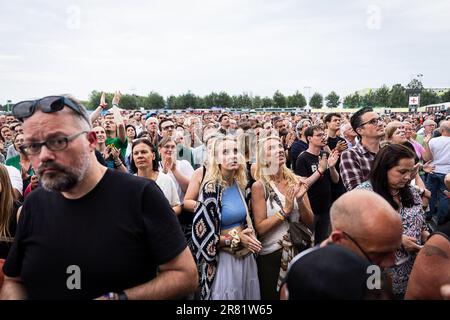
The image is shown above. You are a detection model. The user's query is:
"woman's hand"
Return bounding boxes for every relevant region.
[294,182,308,201]
[422,161,435,174]
[284,186,296,216]
[239,228,262,254]
[402,235,422,253]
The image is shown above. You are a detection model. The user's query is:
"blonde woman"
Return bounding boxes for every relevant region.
[0,164,21,260]
[251,136,314,299]
[192,135,262,300]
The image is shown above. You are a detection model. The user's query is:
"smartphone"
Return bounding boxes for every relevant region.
[319,150,329,158]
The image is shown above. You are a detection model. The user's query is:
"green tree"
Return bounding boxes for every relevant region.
[389,84,408,108]
[325,91,340,108]
[166,95,177,109]
[375,85,390,107]
[176,91,198,109]
[145,92,165,109]
[406,78,424,94]
[216,91,233,109]
[273,90,287,108]
[261,97,273,108]
[420,90,440,107]
[287,91,307,108]
[252,96,262,109]
[203,92,218,108]
[361,90,377,108]
[441,89,450,103]
[343,92,361,109]
[309,93,323,109]
[119,94,138,110]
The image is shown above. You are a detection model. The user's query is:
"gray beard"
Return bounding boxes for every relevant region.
[39,151,90,192]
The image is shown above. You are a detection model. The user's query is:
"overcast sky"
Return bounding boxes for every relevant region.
[1,0,449,103]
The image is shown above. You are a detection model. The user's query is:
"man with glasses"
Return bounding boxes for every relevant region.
[295,125,340,244]
[159,118,175,138]
[0,95,198,300]
[340,107,385,191]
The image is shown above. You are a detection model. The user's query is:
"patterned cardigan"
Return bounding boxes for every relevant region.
[191,179,254,300]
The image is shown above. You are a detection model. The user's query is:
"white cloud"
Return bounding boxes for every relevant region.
[0,0,449,104]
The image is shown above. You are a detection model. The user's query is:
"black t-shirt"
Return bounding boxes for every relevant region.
[0,202,20,259]
[3,169,187,300]
[295,151,332,216]
[326,136,346,200]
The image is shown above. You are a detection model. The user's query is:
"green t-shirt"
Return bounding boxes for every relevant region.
[106,137,128,159]
[5,155,21,171]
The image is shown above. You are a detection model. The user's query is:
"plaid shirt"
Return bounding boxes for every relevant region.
[339,142,377,191]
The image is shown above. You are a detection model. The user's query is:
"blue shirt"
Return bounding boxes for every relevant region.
[221,183,246,229]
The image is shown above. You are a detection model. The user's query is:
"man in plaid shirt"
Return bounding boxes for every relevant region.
[340,107,385,191]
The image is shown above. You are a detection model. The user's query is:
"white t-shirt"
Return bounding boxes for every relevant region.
[159,159,194,204]
[429,136,450,175]
[5,165,23,195]
[155,172,180,207]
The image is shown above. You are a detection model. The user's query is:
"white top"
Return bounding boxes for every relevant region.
[260,182,300,256]
[155,172,181,207]
[429,136,450,174]
[5,165,23,195]
[159,159,194,204]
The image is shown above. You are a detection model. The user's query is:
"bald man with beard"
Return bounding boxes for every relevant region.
[282,190,403,299]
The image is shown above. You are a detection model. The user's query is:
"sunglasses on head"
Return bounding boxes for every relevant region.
[12,96,89,123]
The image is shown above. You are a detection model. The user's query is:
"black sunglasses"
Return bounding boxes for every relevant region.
[12,96,89,123]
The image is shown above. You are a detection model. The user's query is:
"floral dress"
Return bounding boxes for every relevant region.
[357,181,427,296]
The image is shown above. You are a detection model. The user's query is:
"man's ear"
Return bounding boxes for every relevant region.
[87,131,98,149]
[330,230,345,243]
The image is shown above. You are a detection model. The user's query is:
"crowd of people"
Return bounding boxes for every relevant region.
[0,92,449,300]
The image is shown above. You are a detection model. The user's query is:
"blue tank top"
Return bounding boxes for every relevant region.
[221,183,247,229]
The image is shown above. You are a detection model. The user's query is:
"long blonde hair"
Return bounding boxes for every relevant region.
[255,136,299,187]
[205,135,247,190]
[0,164,15,239]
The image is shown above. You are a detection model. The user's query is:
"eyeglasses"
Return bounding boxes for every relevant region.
[342,231,373,264]
[20,131,88,155]
[313,133,325,138]
[359,117,382,128]
[162,125,174,131]
[12,96,89,123]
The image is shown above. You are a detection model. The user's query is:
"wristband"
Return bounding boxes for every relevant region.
[223,235,231,246]
[317,168,323,177]
[275,211,285,221]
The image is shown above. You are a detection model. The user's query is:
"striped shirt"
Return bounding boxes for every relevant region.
[339,142,377,191]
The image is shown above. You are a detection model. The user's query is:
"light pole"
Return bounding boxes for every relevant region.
[7,100,12,112]
[304,86,311,107]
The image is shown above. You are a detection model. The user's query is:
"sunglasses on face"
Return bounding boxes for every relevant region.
[12,96,88,123]
[162,125,174,131]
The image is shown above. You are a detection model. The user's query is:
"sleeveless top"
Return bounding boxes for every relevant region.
[260,182,300,256]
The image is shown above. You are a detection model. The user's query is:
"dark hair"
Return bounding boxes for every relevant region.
[304,125,323,144]
[350,107,373,138]
[403,141,419,164]
[159,118,174,131]
[137,130,150,139]
[218,113,230,122]
[323,113,341,124]
[370,144,418,210]
[125,124,136,140]
[130,139,159,174]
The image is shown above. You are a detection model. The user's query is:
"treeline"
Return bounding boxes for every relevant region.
[82,82,450,110]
